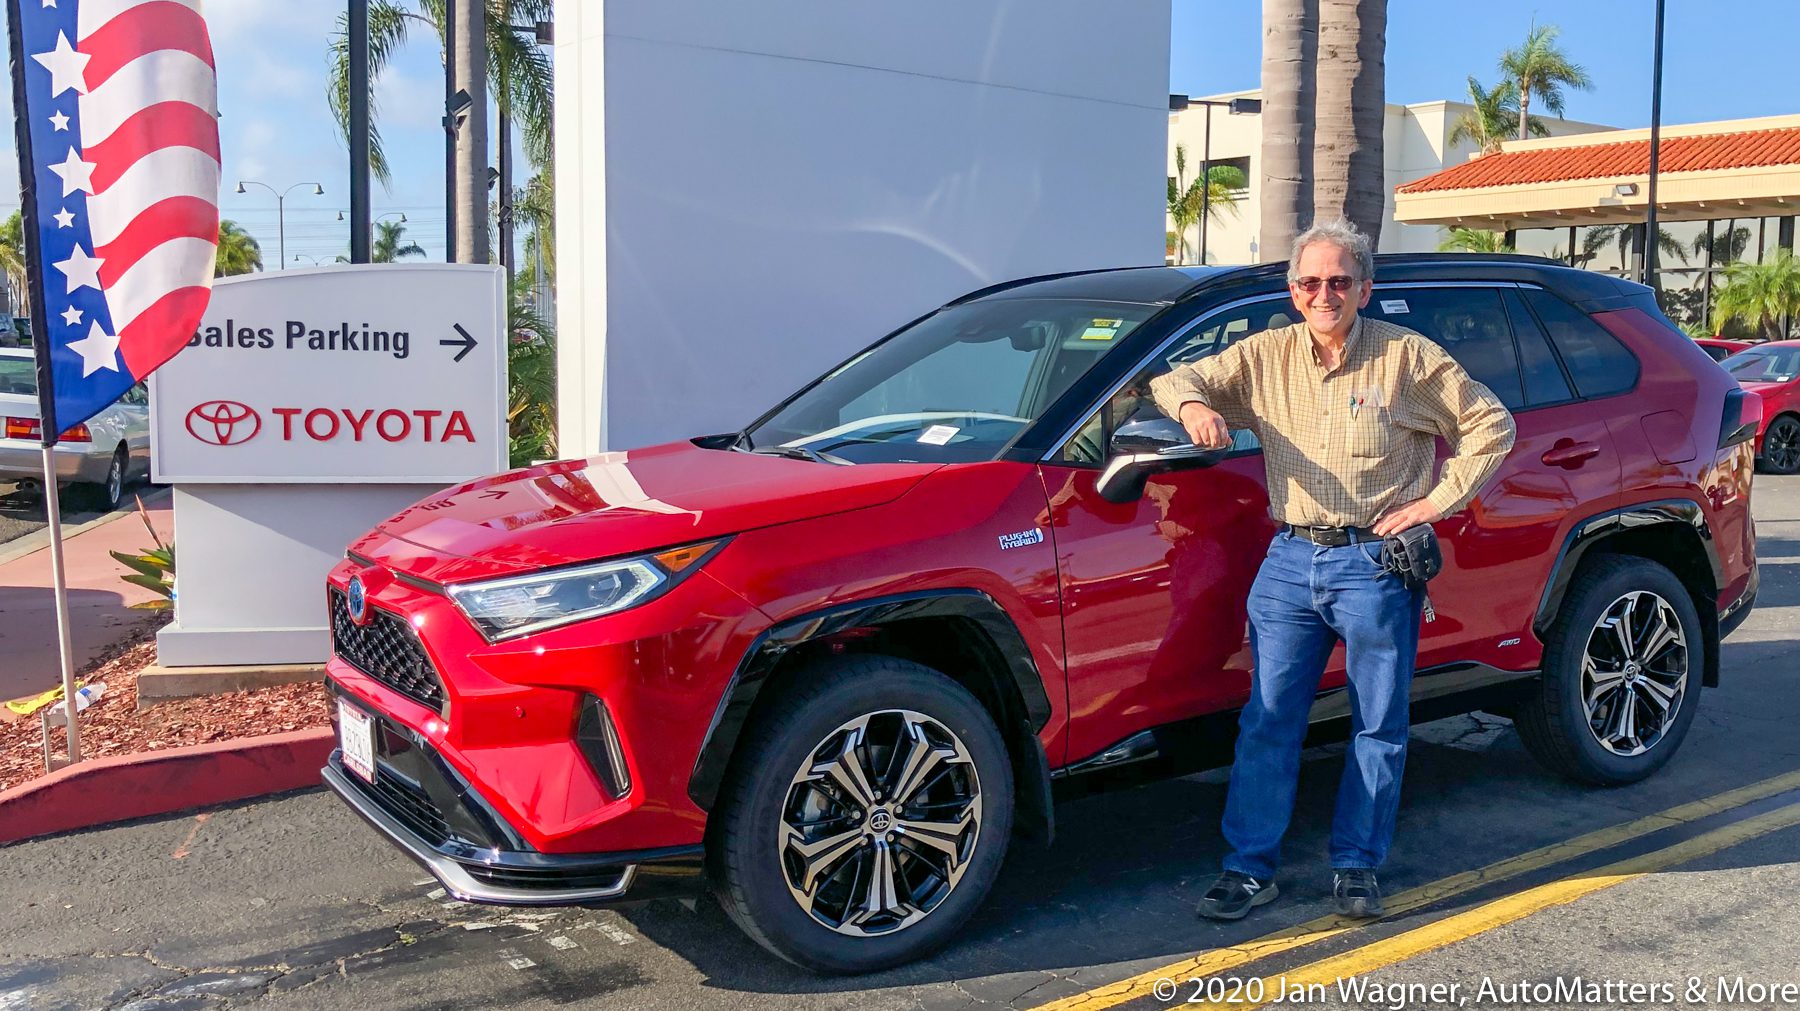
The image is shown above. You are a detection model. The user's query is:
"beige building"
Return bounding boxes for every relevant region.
[1166,89,1612,264]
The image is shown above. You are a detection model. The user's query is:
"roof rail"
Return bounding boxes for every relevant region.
[942,267,1141,306]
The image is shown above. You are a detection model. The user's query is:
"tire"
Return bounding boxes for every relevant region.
[1759,415,1800,475]
[71,446,127,512]
[1516,555,1704,785]
[708,655,1014,974]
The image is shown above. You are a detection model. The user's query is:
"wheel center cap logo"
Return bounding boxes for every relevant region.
[1624,661,1642,678]
[868,810,893,833]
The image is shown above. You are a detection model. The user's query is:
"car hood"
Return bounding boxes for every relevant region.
[352,439,941,584]
[1740,381,1787,395]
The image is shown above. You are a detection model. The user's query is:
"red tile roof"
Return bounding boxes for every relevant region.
[1397,125,1800,194]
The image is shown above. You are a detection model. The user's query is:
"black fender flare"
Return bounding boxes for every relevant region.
[1533,499,1724,686]
[687,589,1055,816]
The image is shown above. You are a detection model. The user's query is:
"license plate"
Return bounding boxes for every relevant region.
[338,700,376,784]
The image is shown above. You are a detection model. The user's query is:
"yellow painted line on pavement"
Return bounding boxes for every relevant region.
[1034,769,1800,1011]
[1188,799,1800,1010]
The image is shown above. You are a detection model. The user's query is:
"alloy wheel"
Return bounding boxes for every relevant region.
[1580,590,1688,757]
[1767,418,1800,473]
[778,709,982,937]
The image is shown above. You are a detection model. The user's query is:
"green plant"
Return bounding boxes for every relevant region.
[1439,227,1514,253]
[215,219,263,276]
[1714,250,1800,341]
[1166,144,1246,265]
[506,272,556,467]
[1449,76,1548,154]
[109,496,174,609]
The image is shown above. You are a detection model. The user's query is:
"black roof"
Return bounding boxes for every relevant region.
[951,253,1648,315]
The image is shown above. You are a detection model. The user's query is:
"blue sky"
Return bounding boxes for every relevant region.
[1172,0,1800,128]
[5,2,1795,267]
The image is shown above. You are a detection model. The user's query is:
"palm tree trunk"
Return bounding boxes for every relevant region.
[1260,0,1317,263]
[499,110,515,284]
[1313,0,1385,244]
[1516,75,1532,142]
[453,0,489,263]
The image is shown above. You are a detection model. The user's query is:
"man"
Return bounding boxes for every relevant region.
[1150,220,1516,920]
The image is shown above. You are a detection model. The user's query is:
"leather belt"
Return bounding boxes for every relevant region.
[1285,524,1381,547]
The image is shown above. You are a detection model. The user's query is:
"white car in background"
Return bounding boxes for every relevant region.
[0,348,150,511]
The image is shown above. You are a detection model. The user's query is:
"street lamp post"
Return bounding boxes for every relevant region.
[1644,0,1667,286]
[236,181,324,270]
[1168,96,1261,265]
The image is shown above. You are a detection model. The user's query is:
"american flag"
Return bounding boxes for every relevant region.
[10,0,220,436]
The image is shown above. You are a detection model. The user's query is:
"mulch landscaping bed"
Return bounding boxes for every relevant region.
[0,616,330,793]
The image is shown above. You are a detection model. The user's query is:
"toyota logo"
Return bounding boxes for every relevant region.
[185,400,262,446]
[347,575,369,625]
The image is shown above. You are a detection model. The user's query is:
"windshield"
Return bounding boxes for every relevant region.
[0,356,34,396]
[743,298,1153,464]
[1725,347,1800,383]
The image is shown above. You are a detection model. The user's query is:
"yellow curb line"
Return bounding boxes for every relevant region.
[1034,769,1800,1011]
[1189,799,1800,1010]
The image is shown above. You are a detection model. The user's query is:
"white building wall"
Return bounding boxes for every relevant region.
[1167,91,1613,264]
[556,1,1172,455]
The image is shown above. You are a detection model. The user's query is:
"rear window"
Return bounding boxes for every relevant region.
[1521,289,1640,398]
[0,356,35,396]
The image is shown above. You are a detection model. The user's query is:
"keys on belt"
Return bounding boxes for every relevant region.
[1285,524,1380,547]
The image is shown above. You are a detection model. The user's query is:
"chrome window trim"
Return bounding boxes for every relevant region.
[1039,281,1534,463]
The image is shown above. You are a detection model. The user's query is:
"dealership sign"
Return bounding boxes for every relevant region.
[151,265,507,483]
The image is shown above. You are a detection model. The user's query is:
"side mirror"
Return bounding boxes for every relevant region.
[1095,416,1230,503]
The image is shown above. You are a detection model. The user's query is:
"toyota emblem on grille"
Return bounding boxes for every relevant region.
[185,400,262,446]
[347,576,370,625]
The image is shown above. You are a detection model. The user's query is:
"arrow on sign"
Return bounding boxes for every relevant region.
[440,323,478,363]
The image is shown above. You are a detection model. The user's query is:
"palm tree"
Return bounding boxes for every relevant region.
[0,212,27,315]
[1167,146,1247,265]
[215,220,263,276]
[1312,0,1387,243]
[1692,224,1753,266]
[1499,23,1592,142]
[1448,76,1548,155]
[1714,251,1800,341]
[328,0,552,269]
[515,170,554,288]
[373,220,427,263]
[1438,227,1513,253]
[1259,0,1316,262]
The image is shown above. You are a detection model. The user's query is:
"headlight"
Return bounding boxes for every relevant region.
[447,540,725,641]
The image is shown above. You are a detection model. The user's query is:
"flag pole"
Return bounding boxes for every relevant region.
[8,0,81,764]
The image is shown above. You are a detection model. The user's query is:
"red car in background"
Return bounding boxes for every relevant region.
[1722,339,1800,473]
[1695,337,1755,362]
[320,255,1759,972]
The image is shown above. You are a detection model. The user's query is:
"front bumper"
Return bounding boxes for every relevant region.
[323,686,704,906]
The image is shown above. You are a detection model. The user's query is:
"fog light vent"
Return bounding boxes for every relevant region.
[577,695,632,800]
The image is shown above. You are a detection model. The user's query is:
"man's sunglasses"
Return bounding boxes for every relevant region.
[1292,275,1360,293]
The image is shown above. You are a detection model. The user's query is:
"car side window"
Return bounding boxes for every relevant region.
[1055,297,1289,466]
[1502,289,1575,406]
[1521,288,1640,399]
[1364,287,1525,410]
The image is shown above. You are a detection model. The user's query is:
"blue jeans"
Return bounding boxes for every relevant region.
[1221,529,1422,880]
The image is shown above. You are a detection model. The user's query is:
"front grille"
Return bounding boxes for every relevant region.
[463,863,631,892]
[364,768,451,846]
[331,588,445,710]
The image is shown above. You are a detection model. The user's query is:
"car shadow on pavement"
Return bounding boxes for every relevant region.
[615,717,1800,996]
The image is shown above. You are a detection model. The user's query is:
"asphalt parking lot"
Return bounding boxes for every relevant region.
[0,480,116,549]
[5,476,1800,1011]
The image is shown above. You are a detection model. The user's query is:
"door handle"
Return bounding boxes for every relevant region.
[1541,440,1601,469]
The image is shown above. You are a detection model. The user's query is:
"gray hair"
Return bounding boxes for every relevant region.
[1286,219,1376,283]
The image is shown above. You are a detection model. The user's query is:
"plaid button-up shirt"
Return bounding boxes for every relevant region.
[1149,314,1517,529]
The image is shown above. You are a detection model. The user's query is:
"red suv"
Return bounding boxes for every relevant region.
[322,255,1759,973]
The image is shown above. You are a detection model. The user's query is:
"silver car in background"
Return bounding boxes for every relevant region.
[0,348,150,510]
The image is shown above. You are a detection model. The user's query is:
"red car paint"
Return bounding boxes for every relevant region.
[323,264,1758,899]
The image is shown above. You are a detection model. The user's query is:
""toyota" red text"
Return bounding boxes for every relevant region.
[270,408,476,443]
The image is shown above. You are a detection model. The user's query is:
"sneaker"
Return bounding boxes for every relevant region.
[1196,871,1279,921]
[1333,868,1385,918]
